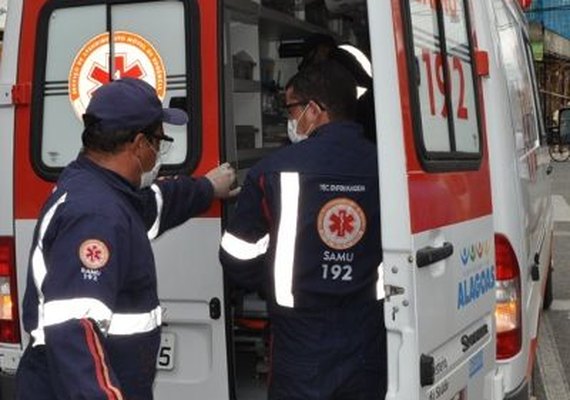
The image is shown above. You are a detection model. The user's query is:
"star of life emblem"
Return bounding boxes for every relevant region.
[317,198,367,250]
[68,30,166,120]
[79,239,109,283]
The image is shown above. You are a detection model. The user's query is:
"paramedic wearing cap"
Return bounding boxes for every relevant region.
[15,77,238,400]
[219,62,386,399]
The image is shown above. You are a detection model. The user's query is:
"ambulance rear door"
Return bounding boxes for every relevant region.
[15,0,228,398]
[369,1,496,399]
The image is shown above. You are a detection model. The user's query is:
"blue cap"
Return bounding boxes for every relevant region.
[84,78,188,137]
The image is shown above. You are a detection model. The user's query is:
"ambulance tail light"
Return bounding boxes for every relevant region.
[495,234,522,360]
[519,0,532,10]
[0,237,21,343]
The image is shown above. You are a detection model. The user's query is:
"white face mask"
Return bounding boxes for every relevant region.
[287,118,307,144]
[287,104,312,144]
[139,158,161,189]
[138,139,162,189]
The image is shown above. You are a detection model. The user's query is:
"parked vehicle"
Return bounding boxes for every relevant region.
[0,0,552,399]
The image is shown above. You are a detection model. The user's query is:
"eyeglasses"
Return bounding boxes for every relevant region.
[284,101,308,110]
[284,100,326,112]
[146,135,173,156]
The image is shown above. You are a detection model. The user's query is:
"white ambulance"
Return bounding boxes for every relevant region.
[0,0,552,399]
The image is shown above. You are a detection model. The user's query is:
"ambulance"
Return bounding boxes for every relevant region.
[0,0,553,399]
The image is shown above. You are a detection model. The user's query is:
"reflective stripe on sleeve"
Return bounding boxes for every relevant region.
[33,298,161,345]
[30,193,68,346]
[274,172,300,308]
[32,296,112,346]
[43,298,113,328]
[107,305,162,336]
[147,184,164,240]
[376,262,385,300]
[220,232,270,261]
[32,193,68,302]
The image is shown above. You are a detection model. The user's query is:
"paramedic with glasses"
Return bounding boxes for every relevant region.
[220,61,387,400]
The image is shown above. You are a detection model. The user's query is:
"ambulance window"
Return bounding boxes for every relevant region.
[32,0,199,180]
[405,0,482,171]
[525,41,547,145]
[494,4,540,157]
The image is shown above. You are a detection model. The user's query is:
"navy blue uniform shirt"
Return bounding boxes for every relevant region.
[18,155,213,399]
[220,121,382,309]
[220,121,386,399]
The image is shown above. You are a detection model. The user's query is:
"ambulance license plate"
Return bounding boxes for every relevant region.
[156,332,175,370]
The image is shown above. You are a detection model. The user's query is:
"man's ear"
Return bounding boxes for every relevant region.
[308,100,321,117]
[126,132,147,157]
[132,132,146,148]
[309,100,327,122]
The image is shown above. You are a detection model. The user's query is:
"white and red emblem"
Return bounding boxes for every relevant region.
[68,30,166,120]
[317,198,367,250]
[79,239,110,270]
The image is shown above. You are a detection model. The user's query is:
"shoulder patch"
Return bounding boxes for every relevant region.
[317,198,367,250]
[79,239,110,269]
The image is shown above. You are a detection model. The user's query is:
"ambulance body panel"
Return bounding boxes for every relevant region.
[0,0,553,399]
[372,1,496,398]
[476,0,553,397]
[2,0,230,397]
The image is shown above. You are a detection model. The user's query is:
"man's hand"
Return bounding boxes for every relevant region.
[205,163,241,199]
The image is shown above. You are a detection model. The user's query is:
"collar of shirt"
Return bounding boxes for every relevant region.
[73,155,146,213]
[309,120,364,141]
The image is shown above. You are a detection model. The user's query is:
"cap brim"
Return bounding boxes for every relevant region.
[163,108,189,126]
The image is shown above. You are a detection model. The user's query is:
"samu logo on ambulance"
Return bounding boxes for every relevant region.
[459,239,492,267]
[68,31,166,119]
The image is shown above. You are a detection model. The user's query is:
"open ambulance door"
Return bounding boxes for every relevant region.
[14,0,228,398]
[369,1,496,399]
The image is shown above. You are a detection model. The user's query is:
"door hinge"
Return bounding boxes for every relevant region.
[11,82,32,105]
[384,284,405,301]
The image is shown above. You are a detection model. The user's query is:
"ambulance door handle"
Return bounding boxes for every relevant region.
[209,298,221,320]
[416,242,454,268]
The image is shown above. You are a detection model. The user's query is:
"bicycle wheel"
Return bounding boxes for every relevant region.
[549,144,570,161]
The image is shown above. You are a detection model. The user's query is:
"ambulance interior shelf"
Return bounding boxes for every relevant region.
[225,0,340,42]
[227,0,346,181]
[223,1,363,395]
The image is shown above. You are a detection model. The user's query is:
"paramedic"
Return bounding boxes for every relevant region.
[219,61,386,399]
[15,77,238,400]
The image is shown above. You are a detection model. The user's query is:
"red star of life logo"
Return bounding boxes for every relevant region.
[68,31,167,119]
[85,245,102,263]
[79,239,110,270]
[87,54,145,94]
[329,210,355,237]
[318,198,366,250]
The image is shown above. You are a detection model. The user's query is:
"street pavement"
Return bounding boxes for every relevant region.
[535,161,570,400]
